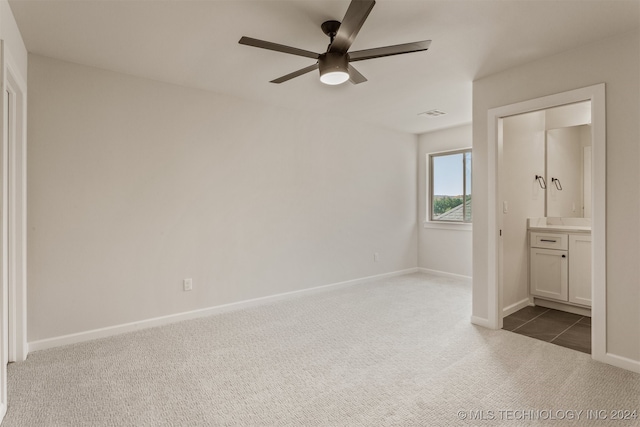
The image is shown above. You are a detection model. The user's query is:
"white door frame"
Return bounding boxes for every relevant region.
[0,40,6,420]
[487,84,607,363]
[0,39,28,422]
[5,46,27,364]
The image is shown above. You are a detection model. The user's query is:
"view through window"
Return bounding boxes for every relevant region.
[430,149,472,222]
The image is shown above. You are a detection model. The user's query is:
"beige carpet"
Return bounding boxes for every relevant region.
[4,273,640,426]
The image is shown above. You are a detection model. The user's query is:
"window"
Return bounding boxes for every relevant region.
[429,149,472,222]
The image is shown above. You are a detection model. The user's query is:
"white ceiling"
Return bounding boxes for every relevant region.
[8,0,640,134]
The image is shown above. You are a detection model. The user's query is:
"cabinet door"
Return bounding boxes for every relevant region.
[569,234,592,307]
[530,248,568,301]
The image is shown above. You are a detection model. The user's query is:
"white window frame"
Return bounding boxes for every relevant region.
[424,148,472,230]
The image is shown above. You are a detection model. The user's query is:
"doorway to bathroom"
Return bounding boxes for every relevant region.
[486,84,606,361]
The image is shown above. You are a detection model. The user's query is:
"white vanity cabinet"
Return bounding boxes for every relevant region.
[568,234,592,306]
[529,230,591,307]
[530,232,568,301]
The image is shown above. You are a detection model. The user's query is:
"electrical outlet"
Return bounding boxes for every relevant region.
[183,278,193,292]
[374,252,379,262]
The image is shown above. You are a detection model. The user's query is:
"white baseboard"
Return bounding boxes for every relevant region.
[599,353,640,374]
[28,267,419,353]
[502,298,531,317]
[470,315,493,328]
[417,268,472,283]
[534,298,591,317]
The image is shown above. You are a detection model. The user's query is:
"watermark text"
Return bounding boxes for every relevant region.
[456,409,638,422]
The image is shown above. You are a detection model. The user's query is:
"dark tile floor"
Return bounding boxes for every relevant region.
[503,306,591,354]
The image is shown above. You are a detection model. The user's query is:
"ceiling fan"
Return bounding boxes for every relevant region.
[239,0,431,85]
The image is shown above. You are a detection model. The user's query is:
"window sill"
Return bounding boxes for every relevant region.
[423,221,472,231]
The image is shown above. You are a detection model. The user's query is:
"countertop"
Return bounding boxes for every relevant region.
[528,225,591,233]
[527,217,591,233]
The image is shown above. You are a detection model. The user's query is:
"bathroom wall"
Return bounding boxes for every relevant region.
[501,111,546,313]
[500,106,592,314]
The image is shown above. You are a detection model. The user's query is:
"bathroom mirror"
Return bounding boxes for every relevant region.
[544,101,592,218]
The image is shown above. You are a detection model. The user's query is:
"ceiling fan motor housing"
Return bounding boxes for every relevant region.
[319,52,349,76]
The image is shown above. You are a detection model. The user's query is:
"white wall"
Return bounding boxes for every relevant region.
[501,111,545,311]
[473,30,640,363]
[27,55,418,342]
[1,0,27,77]
[417,124,472,278]
[545,101,590,130]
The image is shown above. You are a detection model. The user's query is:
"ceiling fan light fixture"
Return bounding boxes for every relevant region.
[320,70,350,85]
[319,52,349,85]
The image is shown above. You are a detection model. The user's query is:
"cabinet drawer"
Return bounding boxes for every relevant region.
[530,232,568,250]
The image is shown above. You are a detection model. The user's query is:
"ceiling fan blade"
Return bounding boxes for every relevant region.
[270,63,319,84]
[348,64,367,84]
[329,0,375,54]
[239,36,319,59]
[349,40,431,62]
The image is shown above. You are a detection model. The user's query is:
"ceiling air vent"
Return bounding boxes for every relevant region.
[419,109,447,118]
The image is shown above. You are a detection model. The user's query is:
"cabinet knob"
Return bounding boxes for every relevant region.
[562,254,566,258]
